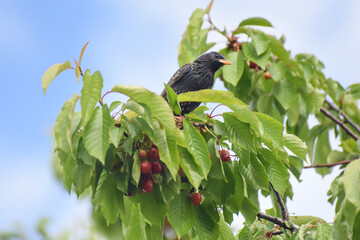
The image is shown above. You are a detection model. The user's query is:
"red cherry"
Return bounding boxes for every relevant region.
[264,71,271,79]
[209,154,212,160]
[190,192,202,206]
[249,61,257,69]
[152,162,162,174]
[139,149,147,159]
[151,142,157,148]
[141,161,152,174]
[142,179,153,193]
[148,148,160,161]
[219,150,230,162]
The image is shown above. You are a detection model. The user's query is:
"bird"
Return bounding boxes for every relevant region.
[161,51,232,114]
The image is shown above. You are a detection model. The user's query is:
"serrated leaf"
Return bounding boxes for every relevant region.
[273,78,297,110]
[193,200,219,240]
[178,146,204,189]
[206,167,235,204]
[183,118,211,178]
[42,61,72,94]
[81,70,103,126]
[240,197,259,224]
[112,85,185,145]
[218,214,235,240]
[73,161,93,196]
[269,37,290,63]
[343,160,360,208]
[54,94,79,153]
[252,32,270,55]
[137,189,167,226]
[289,156,304,182]
[290,215,326,226]
[109,126,124,148]
[83,105,114,164]
[242,42,271,69]
[122,200,146,239]
[109,101,122,112]
[94,170,123,225]
[283,134,307,160]
[222,51,245,87]
[178,89,247,107]
[167,192,195,238]
[239,17,273,27]
[313,131,332,177]
[132,150,141,186]
[315,222,333,240]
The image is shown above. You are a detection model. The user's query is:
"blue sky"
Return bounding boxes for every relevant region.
[1,0,359,238]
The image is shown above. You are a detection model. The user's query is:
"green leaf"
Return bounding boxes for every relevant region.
[269,37,290,63]
[193,200,220,240]
[42,61,71,94]
[343,160,360,208]
[283,134,307,160]
[222,51,245,87]
[348,83,360,99]
[109,101,122,112]
[112,85,185,145]
[258,148,289,196]
[183,118,211,176]
[137,189,167,226]
[254,112,284,153]
[242,42,271,69]
[206,164,235,204]
[83,105,114,164]
[167,192,195,238]
[287,97,300,127]
[273,78,297,110]
[290,215,326,226]
[269,62,286,82]
[299,86,325,114]
[353,210,360,240]
[240,197,259,224]
[239,17,273,27]
[178,146,204,190]
[223,113,256,152]
[289,156,304,182]
[122,200,146,240]
[313,131,332,177]
[81,70,103,126]
[94,170,123,225]
[54,94,80,153]
[164,83,181,115]
[218,214,235,240]
[178,89,247,108]
[132,150,141,186]
[73,161,94,196]
[252,32,270,55]
[78,138,96,166]
[109,126,124,147]
[315,222,333,240]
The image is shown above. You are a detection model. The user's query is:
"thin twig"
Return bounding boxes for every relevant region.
[257,212,300,232]
[209,104,223,117]
[325,99,360,134]
[320,107,358,140]
[304,159,353,169]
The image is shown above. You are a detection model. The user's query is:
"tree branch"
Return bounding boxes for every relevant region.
[269,183,289,221]
[304,159,353,169]
[257,212,299,233]
[325,99,360,134]
[320,107,358,140]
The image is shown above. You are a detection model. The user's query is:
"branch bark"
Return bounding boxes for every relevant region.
[269,183,289,221]
[320,107,358,140]
[325,100,360,134]
[257,212,300,233]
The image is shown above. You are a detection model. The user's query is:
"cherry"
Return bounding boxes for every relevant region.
[219,150,230,162]
[141,161,152,174]
[190,192,202,206]
[249,61,257,69]
[152,162,162,174]
[147,148,160,161]
[264,71,271,79]
[178,168,183,177]
[142,179,153,193]
[139,149,147,159]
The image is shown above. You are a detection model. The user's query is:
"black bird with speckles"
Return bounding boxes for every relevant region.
[161,51,232,114]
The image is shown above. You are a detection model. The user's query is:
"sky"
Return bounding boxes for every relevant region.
[1,0,359,238]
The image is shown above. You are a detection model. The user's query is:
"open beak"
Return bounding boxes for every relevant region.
[219,59,232,65]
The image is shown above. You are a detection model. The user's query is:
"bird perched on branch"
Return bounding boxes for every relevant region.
[161,51,231,114]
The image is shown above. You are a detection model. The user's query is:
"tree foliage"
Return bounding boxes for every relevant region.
[43,1,360,239]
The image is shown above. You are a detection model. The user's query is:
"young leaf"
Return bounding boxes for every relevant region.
[273,78,297,110]
[42,61,71,94]
[269,62,287,82]
[81,70,103,126]
[83,105,114,164]
[238,17,273,27]
[242,42,271,69]
[167,192,195,238]
[252,32,270,56]
[222,51,245,87]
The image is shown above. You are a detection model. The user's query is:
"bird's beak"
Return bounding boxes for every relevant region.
[219,59,232,65]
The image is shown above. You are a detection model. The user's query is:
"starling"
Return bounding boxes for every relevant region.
[161,51,232,114]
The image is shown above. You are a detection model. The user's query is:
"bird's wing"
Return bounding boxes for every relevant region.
[160,63,192,97]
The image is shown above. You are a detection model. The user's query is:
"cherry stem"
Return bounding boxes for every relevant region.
[209,104,223,117]
[100,91,118,106]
